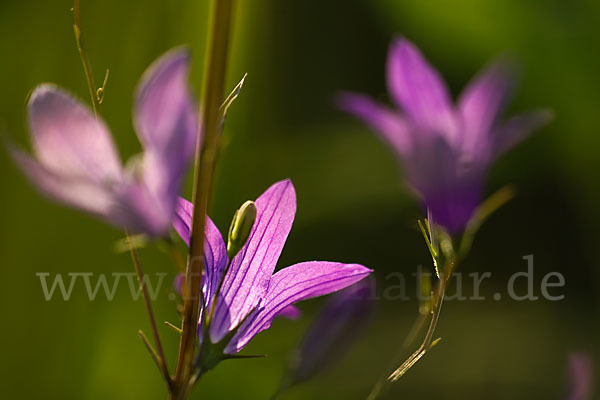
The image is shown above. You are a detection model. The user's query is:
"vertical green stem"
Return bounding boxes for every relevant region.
[73,0,101,116]
[171,0,236,398]
[128,232,173,390]
[72,0,171,392]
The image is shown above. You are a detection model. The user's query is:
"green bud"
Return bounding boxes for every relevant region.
[227,200,257,259]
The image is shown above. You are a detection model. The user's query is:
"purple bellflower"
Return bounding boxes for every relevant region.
[173,179,372,356]
[339,38,551,232]
[11,48,198,236]
[284,279,374,387]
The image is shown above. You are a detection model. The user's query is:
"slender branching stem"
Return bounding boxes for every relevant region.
[171,0,236,398]
[366,311,428,400]
[72,0,171,391]
[128,230,173,390]
[73,0,101,116]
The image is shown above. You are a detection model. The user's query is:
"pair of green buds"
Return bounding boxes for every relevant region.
[226,200,257,260]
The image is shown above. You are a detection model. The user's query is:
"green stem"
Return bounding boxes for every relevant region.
[72,0,171,392]
[73,0,101,116]
[366,311,428,400]
[128,231,173,391]
[171,0,236,398]
[386,264,453,383]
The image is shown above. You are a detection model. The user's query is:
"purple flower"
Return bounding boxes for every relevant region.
[339,38,551,232]
[11,48,198,236]
[285,279,374,386]
[173,179,372,354]
[566,353,593,400]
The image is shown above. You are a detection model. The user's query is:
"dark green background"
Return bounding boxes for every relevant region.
[0,0,598,398]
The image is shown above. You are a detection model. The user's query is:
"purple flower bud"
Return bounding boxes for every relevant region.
[285,278,374,386]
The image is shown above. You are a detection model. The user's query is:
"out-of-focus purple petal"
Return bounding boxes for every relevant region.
[287,279,374,384]
[10,146,117,217]
[28,84,122,183]
[275,305,301,320]
[493,110,552,158]
[567,353,593,400]
[134,49,199,228]
[134,48,198,163]
[458,60,515,156]
[387,38,456,137]
[110,182,171,235]
[224,261,371,354]
[337,92,412,157]
[403,136,483,233]
[211,180,297,343]
[172,197,228,301]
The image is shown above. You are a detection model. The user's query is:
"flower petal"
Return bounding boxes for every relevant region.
[458,59,515,155]
[10,146,116,217]
[337,92,412,157]
[172,196,228,301]
[134,48,199,224]
[210,179,297,343]
[224,261,371,353]
[275,305,301,320]
[403,136,483,233]
[28,84,122,183]
[493,110,552,158]
[387,38,455,136]
[134,47,198,162]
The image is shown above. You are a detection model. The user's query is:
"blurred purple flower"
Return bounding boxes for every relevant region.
[11,48,198,236]
[173,179,372,354]
[339,37,551,232]
[285,279,374,386]
[567,353,593,400]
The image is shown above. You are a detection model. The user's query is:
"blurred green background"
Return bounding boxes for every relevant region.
[1,0,598,398]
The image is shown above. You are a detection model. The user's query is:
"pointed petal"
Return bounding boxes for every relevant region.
[493,110,552,157]
[28,84,122,183]
[172,197,228,299]
[210,179,297,343]
[458,60,515,153]
[134,47,198,160]
[337,92,412,157]
[224,261,371,353]
[387,38,455,135]
[275,305,301,320]
[134,48,199,225]
[10,146,116,216]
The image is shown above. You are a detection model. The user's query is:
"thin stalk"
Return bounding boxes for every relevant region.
[72,0,170,391]
[387,280,445,381]
[387,265,454,382]
[366,312,428,400]
[73,0,101,116]
[128,231,173,391]
[171,0,236,398]
[139,330,166,374]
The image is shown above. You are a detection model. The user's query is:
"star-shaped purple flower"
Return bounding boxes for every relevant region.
[339,38,551,232]
[11,48,198,236]
[173,179,372,354]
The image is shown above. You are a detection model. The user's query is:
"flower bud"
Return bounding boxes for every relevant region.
[227,200,257,259]
[284,279,373,388]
